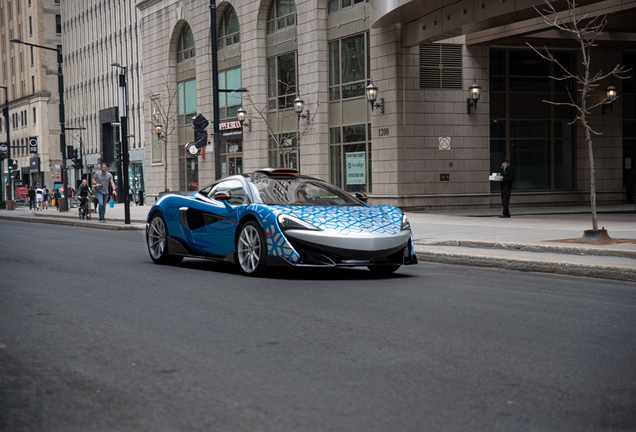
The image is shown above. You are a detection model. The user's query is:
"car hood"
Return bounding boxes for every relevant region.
[262,204,405,235]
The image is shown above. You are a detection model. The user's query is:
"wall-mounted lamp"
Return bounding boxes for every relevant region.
[236,106,251,132]
[467,76,482,114]
[294,95,310,124]
[155,123,163,138]
[366,81,384,114]
[602,83,618,114]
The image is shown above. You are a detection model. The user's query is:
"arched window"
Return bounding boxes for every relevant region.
[267,0,295,35]
[177,24,195,63]
[218,6,239,49]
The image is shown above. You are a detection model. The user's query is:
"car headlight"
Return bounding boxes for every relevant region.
[401,214,411,231]
[277,214,321,231]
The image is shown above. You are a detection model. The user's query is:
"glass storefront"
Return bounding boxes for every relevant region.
[490,49,576,191]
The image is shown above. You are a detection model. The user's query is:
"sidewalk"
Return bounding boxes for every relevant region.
[1,202,634,281]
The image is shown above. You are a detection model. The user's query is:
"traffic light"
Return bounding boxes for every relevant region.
[8,159,18,170]
[71,148,83,169]
[191,114,209,149]
[66,145,74,159]
[114,141,121,162]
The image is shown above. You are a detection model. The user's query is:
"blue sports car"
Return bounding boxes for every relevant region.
[146,168,418,276]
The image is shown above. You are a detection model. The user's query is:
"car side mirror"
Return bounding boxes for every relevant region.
[214,190,232,201]
[355,192,368,204]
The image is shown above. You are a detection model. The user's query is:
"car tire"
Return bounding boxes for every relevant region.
[367,265,401,275]
[147,213,183,265]
[236,220,267,276]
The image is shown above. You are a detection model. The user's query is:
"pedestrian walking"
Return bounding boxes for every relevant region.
[499,159,515,218]
[28,186,36,210]
[43,185,50,210]
[35,186,44,211]
[53,189,60,210]
[93,163,117,222]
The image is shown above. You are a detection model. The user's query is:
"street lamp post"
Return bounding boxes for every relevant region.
[0,86,11,208]
[10,38,68,211]
[111,62,130,224]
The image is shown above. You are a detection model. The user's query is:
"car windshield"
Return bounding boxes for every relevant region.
[250,177,362,206]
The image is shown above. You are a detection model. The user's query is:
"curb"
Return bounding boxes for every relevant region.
[0,214,145,230]
[422,240,636,259]
[415,250,636,282]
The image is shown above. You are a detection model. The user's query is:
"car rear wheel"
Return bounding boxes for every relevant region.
[368,264,401,275]
[147,213,183,265]
[236,221,267,275]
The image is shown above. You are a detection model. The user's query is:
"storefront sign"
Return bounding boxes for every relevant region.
[220,120,243,139]
[29,137,38,154]
[346,151,366,185]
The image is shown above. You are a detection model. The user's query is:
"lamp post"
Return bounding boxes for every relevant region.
[10,38,68,211]
[0,86,11,208]
[111,62,130,224]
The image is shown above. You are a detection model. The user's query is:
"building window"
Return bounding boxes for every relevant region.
[29,16,32,36]
[267,0,295,35]
[267,52,296,110]
[177,24,195,63]
[178,78,197,190]
[219,67,241,120]
[31,75,34,93]
[178,79,197,126]
[56,15,61,34]
[622,52,636,188]
[30,46,33,65]
[419,44,462,89]
[269,133,298,170]
[330,123,372,193]
[329,32,370,101]
[328,0,369,15]
[218,6,239,49]
[490,49,576,191]
[33,107,36,124]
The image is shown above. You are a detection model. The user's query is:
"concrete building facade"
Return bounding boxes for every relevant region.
[62,0,146,198]
[136,0,635,209]
[0,0,63,199]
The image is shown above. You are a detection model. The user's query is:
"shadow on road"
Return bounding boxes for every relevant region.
[173,259,414,281]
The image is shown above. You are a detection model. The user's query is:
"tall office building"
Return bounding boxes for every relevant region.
[0,0,63,197]
[61,0,146,197]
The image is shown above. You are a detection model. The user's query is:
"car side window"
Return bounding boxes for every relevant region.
[209,180,247,205]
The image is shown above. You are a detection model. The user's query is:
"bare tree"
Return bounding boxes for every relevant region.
[148,78,181,192]
[242,77,319,169]
[528,0,629,233]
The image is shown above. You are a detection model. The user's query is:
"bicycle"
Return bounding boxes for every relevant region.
[78,197,92,221]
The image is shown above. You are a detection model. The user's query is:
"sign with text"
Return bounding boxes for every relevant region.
[346,151,366,185]
[220,120,243,139]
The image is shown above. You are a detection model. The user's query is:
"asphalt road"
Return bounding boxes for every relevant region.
[1,221,635,431]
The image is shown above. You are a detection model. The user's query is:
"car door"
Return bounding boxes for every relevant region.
[185,179,247,258]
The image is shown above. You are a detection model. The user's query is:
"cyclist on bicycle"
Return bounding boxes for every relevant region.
[77,179,92,211]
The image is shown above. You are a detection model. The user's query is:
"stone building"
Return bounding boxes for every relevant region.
[136,0,635,209]
[61,0,146,198]
[0,0,63,198]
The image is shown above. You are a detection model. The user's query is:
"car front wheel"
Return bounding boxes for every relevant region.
[147,213,183,265]
[236,221,267,276]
